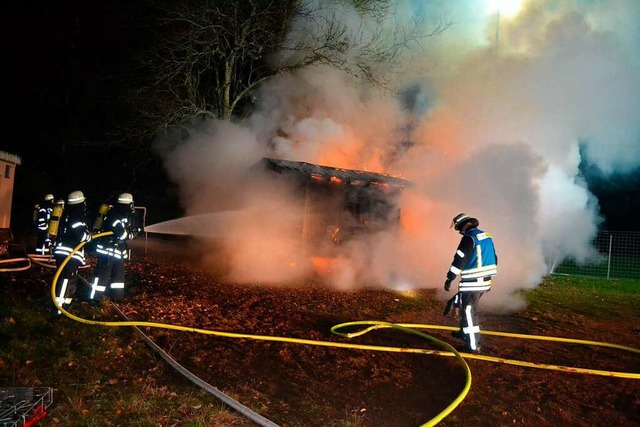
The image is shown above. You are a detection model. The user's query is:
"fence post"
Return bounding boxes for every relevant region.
[606,234,612,279]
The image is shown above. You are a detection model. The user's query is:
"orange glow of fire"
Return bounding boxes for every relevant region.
[316,134,387,174]
[311,256,337,276]
[395,289,420,299]
[369,181,389,188]
[399,205,421,234]
[311,173,324,181]
[330,176,342,184]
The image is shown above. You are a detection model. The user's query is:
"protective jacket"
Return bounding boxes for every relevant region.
[96,207,138,260]
[91,204,138,301]
[53,202,91,315]
[446,227,497,292]
[35,200,54,254]
[53,205,92,264]
[35,204,53,232]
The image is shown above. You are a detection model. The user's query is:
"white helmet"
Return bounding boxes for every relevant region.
[67,190,86,205]
[44,194,54,201]
[117,192,134,205]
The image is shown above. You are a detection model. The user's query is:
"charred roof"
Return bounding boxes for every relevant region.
[261,157,412,189]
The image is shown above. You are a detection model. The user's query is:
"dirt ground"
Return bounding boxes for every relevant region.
[102,240,640,427]
[6,236,637,426]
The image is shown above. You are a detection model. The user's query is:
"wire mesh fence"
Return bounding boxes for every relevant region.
[551,231,640,280]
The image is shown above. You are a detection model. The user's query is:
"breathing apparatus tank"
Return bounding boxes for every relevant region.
[47,204,64,241]
[93,203,112,233]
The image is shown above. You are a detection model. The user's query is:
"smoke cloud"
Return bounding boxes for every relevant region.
[151,0,640,312]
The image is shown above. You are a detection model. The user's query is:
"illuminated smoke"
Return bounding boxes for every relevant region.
[152,0,640,312]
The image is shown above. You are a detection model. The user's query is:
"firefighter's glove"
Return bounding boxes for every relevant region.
[444,279,452,292]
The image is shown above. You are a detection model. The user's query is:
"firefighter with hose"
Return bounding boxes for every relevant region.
[52,191,92,316]
[444,213,498,354]
[89,193,140,302]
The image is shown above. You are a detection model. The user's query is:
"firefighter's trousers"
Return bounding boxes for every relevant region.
[459,291,484,351]
[53,254,82,315]
[91,252,126,301]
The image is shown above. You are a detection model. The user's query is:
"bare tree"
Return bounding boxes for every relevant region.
[127,0,297,137]
[279,0,450,87]
[127,0,450,140]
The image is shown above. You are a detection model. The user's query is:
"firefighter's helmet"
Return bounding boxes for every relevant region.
[44,194,54,201]
[67,190,86,205]
[117,193,135,213]
[450,213,478,231]
[117,193,134,205]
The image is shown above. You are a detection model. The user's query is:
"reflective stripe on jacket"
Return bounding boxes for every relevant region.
[459,228,497,292]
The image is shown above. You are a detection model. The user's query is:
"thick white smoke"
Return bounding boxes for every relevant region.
[152,0,640,312]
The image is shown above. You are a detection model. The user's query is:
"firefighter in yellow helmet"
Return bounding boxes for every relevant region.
[34,193,55,255]
[90,193,140,301]
[52,191,92,315]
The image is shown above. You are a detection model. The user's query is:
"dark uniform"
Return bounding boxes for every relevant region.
[53,191,91,315]
[90,193,139,301]
[34,194,55,255]
[444,213,498,353]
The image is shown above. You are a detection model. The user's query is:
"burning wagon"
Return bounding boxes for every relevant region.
[144,157,412,281]
[260,157,412,254]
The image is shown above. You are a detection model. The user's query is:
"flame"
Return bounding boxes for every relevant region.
[369,181,389,188]
[311,256,337,276]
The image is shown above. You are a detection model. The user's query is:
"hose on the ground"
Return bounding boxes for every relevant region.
[0,257,31,272]
[29,253,91,269]
[52,233,471,426]
[50,233,640,427]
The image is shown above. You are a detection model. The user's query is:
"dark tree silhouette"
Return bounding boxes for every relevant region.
[126,0,450,140]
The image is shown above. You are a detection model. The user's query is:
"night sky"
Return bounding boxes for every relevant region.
[2,1,638,236]
[3,1,179,233]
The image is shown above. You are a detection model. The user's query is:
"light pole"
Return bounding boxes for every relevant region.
[495,6,500,50]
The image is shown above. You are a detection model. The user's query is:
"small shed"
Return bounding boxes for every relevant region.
[0,151,21,254]
[0,151,21,230]
[261,157,411,251]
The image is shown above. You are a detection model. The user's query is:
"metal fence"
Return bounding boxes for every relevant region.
[551,231,640,280]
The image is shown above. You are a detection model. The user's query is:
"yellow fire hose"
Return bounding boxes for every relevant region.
[51,233,640,427]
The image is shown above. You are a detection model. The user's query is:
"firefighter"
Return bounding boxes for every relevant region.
[52,191,92,315]
[34,194,55,255]
[443,213,498,353]
[90,193,140,301]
